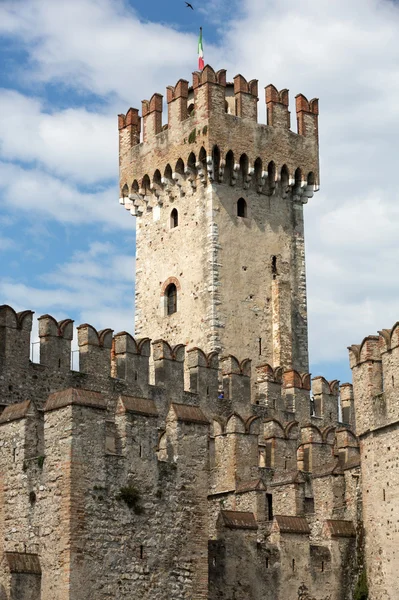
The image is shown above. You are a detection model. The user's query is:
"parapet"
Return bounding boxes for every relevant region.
[0,305,33,370]
[349,321,399,434]
[118,65,319,209]
[311,376,339,425]
[0,304,347,436]
[38,314,74,370]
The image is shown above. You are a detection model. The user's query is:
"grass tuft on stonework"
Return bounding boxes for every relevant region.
[116,485,143,514]
[188,128,196,144]
[354,569,368,600]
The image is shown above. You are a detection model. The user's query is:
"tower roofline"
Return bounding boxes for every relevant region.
[119,65,319,203]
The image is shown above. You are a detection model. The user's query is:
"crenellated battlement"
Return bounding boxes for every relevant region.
[349,321,399,435]
[119,65,319,216]
[0,302,361,600]
[0,305,350,433]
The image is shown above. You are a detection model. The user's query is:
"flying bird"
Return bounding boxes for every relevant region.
[185,2,194,9]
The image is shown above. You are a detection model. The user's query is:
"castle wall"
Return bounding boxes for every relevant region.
[0,305,361,600]
[349,324,399,600]
[359,427,399,599]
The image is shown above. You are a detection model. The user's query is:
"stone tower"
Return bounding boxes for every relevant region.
[119,66,319,372]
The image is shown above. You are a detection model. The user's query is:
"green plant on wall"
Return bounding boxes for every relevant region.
[116,485,143,514]
[354,570,368,600]
[188,128,196,144]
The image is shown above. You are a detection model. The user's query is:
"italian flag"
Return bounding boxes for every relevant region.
[198,27,204,71]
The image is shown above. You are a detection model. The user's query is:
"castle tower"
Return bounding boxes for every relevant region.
[118,67,319,372]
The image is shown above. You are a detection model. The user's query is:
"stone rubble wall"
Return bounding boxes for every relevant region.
[0,304,361,600]
[350,322,399,600]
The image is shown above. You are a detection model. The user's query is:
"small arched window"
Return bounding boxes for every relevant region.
[237,197,247,218]
[170,208,178,229]
[166,283,177,315]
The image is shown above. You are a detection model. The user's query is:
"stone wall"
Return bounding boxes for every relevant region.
[350,322,399,600]
[120,66,319,373]
[0,304,361,600]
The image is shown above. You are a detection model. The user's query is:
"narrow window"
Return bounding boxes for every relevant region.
[170,208,178,229]
[266,493,273,521]
[303,447,310,472]
[237,197,247,218]
[304,497,315,514]
[271,255,278,277]
[383,489,386,501]
[321,561,324,572]
[265,442,273,468]
[342,406,350,424]
[292,559,295,572]
[266,557,269,569]
[140,545,144,559]
[258,337,262,355]
[139,444,143,458]
[166,283,177,315]
[58,358,61,368]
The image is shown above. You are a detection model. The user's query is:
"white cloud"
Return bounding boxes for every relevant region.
[0,90,116,184]
[0,240,135,336]
[0,0,200,105]
[0,161,132,229]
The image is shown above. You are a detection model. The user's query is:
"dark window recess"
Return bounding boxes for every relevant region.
[271,255,278,277]
[140,545,144,559]
[259,337,262,355]
[342,406,350,423]
[237,198,247,217]
[171,208,178,228]
[292,559,295,572]
[266,557,269,568]
[303,447,310,472]
[314,396,322,417]
[266,493,273,521]
[265,442,273,468]
[166,284,177,315]
[304,497,315,514]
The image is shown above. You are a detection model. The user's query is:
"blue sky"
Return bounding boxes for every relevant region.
[1,0,399,384]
